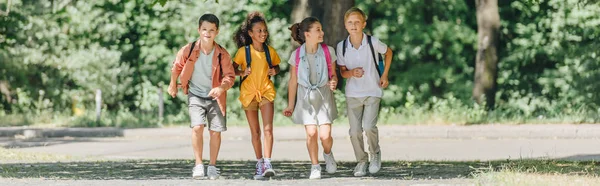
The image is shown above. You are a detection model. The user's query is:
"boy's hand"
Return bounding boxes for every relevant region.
[168,83,180,98]
[329,78,337,91]
[244,67,252,76]
[268,68,277,76]
[380,75,389,88]
[208,87,225,99]
[352,67,364,78]
[283,106,294,117]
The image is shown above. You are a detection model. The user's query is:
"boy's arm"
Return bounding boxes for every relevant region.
[170,47,188,82]
[219,52,236,90]
[382,47,393,78]
[379,47,393,88]
[168,46,188,97]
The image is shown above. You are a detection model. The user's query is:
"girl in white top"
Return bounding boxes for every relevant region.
[283,17,338,180]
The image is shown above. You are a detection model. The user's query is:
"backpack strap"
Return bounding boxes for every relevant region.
[321,43,333,79]
[294,47,301,75]
[263,43,273,69]
[294,45,333,79]
[187,40,197,59]
[239,45,252,87]
[366,35,383,77]
[217,45,223,76]
[244,45,251,69]
[342,38,347,56]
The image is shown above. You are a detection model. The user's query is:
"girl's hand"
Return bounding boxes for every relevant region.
[283,106,294,117]
[244,67,252,76]
[268,68,277,76]
[329,78,337,91]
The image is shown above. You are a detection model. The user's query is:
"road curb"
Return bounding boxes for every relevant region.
[0,127,124,138]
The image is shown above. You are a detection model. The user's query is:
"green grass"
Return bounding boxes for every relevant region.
[1,101,599,128]
[475,171,600,186]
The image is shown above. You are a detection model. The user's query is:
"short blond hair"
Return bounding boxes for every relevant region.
[344,7,367,22]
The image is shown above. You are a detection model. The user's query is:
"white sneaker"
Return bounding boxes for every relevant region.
[253,161,265,180]
[263,161,276,178]
[369,151,382,174]
[192,164,205,179]
[323,152,337,174]
[206,165,220,180]
[353,162,368,177]
[309,165,321,179]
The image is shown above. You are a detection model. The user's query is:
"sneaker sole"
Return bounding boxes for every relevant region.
[354,173,367,177]
[263,169,275,177]
[369,168,380,174]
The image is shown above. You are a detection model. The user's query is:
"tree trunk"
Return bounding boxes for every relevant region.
[473,0,500,109]
[291,0,353,46]
[322,0,354,46]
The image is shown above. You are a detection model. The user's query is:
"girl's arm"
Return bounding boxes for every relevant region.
[339,66,353,79]
[287,66,298,108]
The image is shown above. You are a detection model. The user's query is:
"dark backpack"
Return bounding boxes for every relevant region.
[240,43,273,87]
[185,40,223,75]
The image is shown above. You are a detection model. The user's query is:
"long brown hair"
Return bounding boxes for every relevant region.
[289,17,320,45]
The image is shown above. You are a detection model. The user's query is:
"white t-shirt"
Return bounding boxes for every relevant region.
[336,33,388,98]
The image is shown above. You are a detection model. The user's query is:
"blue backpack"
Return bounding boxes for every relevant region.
[239,43,273,87]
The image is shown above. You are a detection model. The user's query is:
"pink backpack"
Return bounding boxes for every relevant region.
[295,43,333,79]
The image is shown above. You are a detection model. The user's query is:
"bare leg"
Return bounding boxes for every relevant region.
[192,125,205,165]
[260,102,274,158]
[305,125,319,165]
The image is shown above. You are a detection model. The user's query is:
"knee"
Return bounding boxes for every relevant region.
[192,126,204,135]
[263,128,273,137]
[349,128,363,137]
[250,129,261,139]
[319,133,331,141]
[210,131,221,138]
[363,125,378,134]
[306,131,318,139]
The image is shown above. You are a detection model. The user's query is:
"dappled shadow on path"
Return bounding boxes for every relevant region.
[1,159,599,180]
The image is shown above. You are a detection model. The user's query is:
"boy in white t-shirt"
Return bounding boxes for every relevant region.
[336,7,393,177]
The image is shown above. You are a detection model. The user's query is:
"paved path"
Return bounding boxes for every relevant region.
[2,124,600,186]
[3,125,600,161]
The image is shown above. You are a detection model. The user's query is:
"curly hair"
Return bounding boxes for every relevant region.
[233,11,270,48]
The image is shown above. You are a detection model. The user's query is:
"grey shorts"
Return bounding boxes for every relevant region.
[188,95,227,132]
